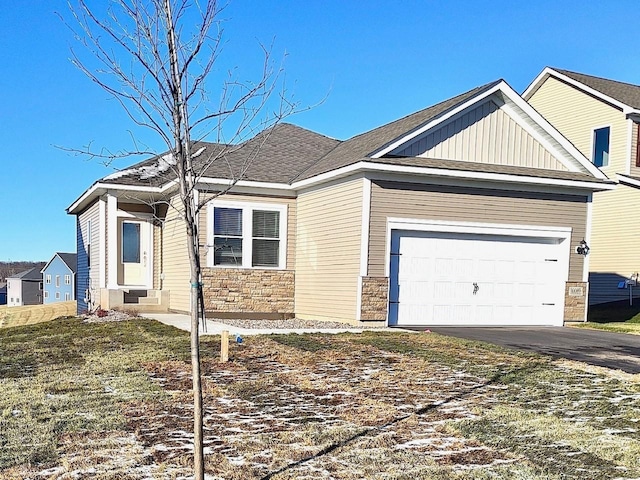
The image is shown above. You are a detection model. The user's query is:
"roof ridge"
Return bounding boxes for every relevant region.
[553,67,640,90]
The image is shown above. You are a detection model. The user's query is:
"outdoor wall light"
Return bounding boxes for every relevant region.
[576,239,590,256]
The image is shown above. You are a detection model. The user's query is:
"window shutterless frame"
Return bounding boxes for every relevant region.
[207,200,287,269]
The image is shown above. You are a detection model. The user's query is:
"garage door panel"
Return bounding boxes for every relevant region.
[389,228,569,326]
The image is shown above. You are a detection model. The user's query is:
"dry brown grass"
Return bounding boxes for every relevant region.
[0,301,76,328]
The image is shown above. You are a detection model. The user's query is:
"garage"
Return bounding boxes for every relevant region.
[388,223,571,327]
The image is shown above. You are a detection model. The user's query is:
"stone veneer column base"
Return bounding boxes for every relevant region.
[202,268,294,318]
[564,281,588,322]
[360,276,389,321]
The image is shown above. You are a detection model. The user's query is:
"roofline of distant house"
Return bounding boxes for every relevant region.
[523,67,640,116]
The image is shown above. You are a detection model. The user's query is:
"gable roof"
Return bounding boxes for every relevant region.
[41,252,78,274]
[69,79,614,214]
[8,266,44,281]
[292,81,502,181]
[524,67,640,113]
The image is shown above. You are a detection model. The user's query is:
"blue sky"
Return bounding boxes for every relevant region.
[2,0,640,261]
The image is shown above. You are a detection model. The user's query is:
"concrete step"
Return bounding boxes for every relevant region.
[138,297,161,305]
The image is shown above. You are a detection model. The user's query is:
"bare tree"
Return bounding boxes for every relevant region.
[64,1,297,477]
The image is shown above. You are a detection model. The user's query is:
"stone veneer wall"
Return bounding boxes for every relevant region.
[360,276,389,321]
[202,268,294,317]
[564,281,588,322]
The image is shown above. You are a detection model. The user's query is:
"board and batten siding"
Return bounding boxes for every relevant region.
[198,191,297,270]
[588,184,640,304]
[295,177,363,322]
[76,199,101,313]
[368,181,588,283]
[161,195,190,312]
[393,100,567,171]
[527,76,628,177]
[629,122,640,177]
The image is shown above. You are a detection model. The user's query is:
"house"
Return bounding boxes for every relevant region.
[41,253,77,304]
[6,267,44,306]
[67,80,614,326]
[524,68,640,305]
[0,282,6,305]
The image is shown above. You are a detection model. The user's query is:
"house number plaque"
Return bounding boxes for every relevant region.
[568,287,584,297]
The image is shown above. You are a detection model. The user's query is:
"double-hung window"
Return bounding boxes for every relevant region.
[65,274,71,285]
[45,274,51,284]
[209,201,287,269]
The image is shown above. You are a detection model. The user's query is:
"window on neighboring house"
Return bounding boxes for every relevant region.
[65,292,70,301]
[210,203,286,269]
[55,292,60,300]
[592,126,610,167]
[44,291,49,299]
[65,275,71,285]
[55,275,60,288]
[45,274,51,284]
[38,282,43,290]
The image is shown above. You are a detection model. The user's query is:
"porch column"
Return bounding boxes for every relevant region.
[106,193,119,289]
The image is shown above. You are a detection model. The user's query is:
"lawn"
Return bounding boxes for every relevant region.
[2,318,640,479]
[574,301,640,335]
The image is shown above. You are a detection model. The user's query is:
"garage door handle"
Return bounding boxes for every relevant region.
[473,283,479,295]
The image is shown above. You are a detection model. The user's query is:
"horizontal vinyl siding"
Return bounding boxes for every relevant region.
[162,195,190,312]
[528,76,628,177]
[77,200,100,312]
[395,100,565,170]
[630,122,640,177]
[198,192,297,270]
[369,180,587,282]
[588,184,640,304]
[295,177,363,322]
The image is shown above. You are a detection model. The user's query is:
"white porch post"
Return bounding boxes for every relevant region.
[107,193,119,289]
[98,196,106,289]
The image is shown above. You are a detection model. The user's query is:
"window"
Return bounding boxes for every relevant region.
[65,292,70,301]
[55,292,60,300]
[44,291,49,299]
[592,126,610,167]
[209,202,287,269]
[122,222,141,263]
[65,275,71,285]
[38,282,43,290]
[55,275,60,288]
[45,274,51,284]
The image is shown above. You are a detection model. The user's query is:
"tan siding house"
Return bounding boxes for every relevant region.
[68,80,611,325]
[525,68,640,305]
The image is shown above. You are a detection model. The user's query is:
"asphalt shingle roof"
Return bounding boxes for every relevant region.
[554,68,640,110]
[9,266,44,281]
[57,253,78,274]
[293,81,502,181]
[101,123,340,187]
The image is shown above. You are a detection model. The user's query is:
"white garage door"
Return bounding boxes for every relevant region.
[388,229,570,326]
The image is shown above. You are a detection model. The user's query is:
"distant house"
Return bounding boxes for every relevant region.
[6,267,44,306]
[41,253,77,304]
[0,282,6,305]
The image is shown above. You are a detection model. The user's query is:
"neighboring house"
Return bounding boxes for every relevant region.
[41,253,77,304]
[67,80,613,326]
[6,267,44,306]
[525,68,640,305]
[0,282,6,305]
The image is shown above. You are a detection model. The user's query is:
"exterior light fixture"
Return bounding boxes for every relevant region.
[576,239,590,256]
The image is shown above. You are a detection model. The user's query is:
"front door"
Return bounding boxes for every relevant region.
[119,220,151,286]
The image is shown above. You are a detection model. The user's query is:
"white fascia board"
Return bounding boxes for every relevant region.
[523,67,640,115]
[293,160,615,193]
[196,177,295,197]
[617,174,640,188]
[67,182,167,214]
[371,82,506,159]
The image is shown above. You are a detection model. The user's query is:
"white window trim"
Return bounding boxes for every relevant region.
[207,200,288,269]
[65,274,71,285]
[44,291,49,299]
[55,292,60,300]
[45,274,51,284]
[591,124,612,168]
[65,292,70,301]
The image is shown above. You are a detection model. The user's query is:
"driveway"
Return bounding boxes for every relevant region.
[425,326,640,374]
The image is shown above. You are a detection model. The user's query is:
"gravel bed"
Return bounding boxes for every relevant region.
[209,317,385,330]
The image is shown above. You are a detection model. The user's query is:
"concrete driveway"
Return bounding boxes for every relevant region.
[426,326,640,374]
